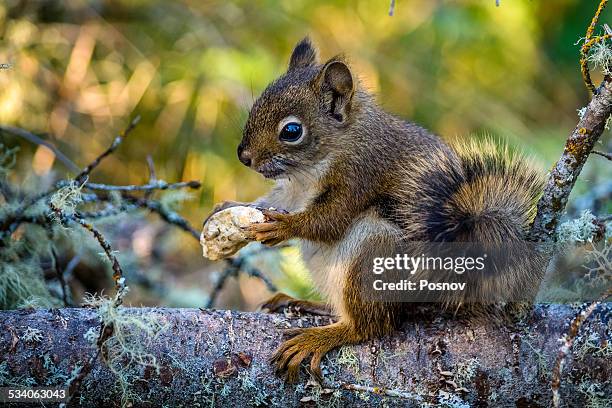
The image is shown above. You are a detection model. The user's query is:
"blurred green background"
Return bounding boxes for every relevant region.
[0,0,610,310]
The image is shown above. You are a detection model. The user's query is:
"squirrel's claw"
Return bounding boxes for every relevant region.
[270,327,334,384]
[247,213,292,245]
[247,222,284,245]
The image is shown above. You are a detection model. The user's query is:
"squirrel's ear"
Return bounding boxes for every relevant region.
[316,58,354,122]
[288,37,317,71]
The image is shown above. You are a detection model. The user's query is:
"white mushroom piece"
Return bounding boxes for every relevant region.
[200,206,266,261]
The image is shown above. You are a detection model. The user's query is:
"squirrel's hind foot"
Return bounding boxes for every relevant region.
[271,322,358,383]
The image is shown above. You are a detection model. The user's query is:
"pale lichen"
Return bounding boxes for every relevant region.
[42,353,68,385]
[22,327,44,343]
[454,358,479,388]
[0,254,56,310]
[587,39,612,76]
[337,346,359,374]
[49,180,84,222]
[556,210,597,243]
[83,293,168,407]
[577,377,612,408]
[575,331,612,359]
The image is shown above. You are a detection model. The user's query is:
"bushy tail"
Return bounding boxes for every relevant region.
[392,138,546,305]
[395,138,544,243]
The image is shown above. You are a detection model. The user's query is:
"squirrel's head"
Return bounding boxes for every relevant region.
[238,37,357,179]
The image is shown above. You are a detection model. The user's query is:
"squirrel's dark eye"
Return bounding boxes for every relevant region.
[279,122,303,142]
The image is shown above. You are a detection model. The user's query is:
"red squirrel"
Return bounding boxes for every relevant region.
[208,38,544,382]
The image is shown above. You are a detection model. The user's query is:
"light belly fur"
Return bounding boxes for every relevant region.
[268,168,401,317]
[300,209,401,318]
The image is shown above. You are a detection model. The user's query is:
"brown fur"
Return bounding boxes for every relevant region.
[214,38,545,382]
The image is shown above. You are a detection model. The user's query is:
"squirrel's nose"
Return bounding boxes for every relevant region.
[237,145,252,167]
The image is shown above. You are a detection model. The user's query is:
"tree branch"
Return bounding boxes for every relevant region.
[0,305,609,406]
[83,180,201,192]
[530,78,612,242]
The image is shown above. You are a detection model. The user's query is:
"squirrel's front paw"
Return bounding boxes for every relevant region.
[246,209,293,246]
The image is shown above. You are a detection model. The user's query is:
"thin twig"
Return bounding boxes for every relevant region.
[49,204,126,303]
[84,180,200,192]
[63,324,114,407]
[205,263,239,309]
[0,213,49,241]
[73,216,127,302]
[0,180,15,201]
[592,149,612,160]
[78,203,137,219]
[145,155,157,199]
[63,253,82,284]
[388,0,395,16]
[51,247,72,307]
[0,188,62,234]
[74,116,141,183]
[586,0,609,41]
[580,0,610,93]
[205,253,278,308]
[123,195,200,238]
[50,207,126,407]
[0,125,80,173]
[239,262,277,292]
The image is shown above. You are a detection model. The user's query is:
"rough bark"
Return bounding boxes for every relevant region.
[1,305,610,407]
[530,77,612,242]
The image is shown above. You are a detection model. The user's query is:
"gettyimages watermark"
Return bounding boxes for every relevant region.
[372,252,488,292]
[360,241,605,303]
